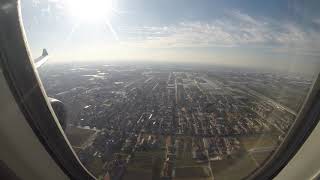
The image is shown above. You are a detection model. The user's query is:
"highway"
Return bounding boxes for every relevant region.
[238,85,297,116]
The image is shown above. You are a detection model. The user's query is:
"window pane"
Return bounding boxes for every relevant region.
[21,0,320,179]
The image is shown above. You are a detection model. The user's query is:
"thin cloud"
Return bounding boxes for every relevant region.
[117,10,320,55]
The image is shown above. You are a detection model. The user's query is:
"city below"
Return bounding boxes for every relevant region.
[39,62,312,180]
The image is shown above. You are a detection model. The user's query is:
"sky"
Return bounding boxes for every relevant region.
[21,0,320,73]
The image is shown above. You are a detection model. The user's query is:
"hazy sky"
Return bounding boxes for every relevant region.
[21,0,320,73]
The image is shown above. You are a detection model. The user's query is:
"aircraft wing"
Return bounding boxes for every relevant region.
[34,48,49,68]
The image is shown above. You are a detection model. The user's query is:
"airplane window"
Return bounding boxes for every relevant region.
[20,0,320,179]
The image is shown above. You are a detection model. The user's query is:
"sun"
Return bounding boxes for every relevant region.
[66,0,115,23]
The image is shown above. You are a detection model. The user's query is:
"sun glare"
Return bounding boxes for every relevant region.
[67,0,115,22]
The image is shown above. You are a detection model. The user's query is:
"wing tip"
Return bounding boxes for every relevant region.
[42,48,48,57]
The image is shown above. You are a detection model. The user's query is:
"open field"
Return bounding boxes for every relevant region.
[239,134,278,150]
[210,154,257,180]
[240,134,277,167]
[124,150,165,180]
[123,169,152,180]
[66,126,96,147]
[86,156,105,177]
[251,151,273,165]
[175,177,213,180]
[175,166,212,178]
